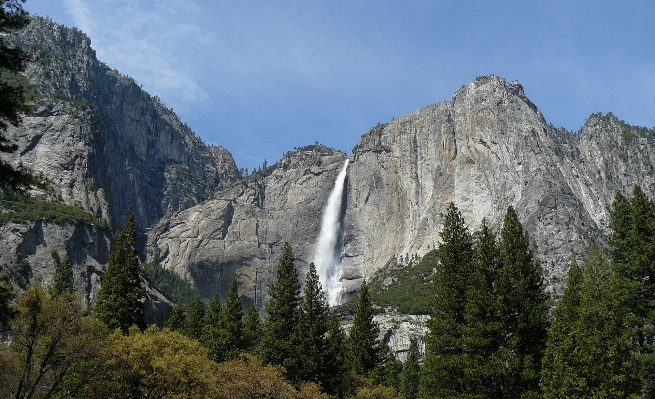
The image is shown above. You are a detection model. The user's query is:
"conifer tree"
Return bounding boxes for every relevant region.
[542,246,638,398]
[463,219,504,397]
[201,292,224,362]
[540,257,583,398]
[400,337,421,399]
[287,263,329,386]
[182,296,206,341]
[165,302,186,331]
[0,274,14,330]
[95,213,146,333]
[323,310,347,397]
[420,202,473,398]
[262,242,301,366]
[609,185,655,397]
[242,304,262,354]
[49,256,74,298]
[496,205,549,398]
[220,279,245,361]
[382,347,402,390]
[347,280,384,376]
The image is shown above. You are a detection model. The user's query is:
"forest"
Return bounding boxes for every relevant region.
[1,186,655,399]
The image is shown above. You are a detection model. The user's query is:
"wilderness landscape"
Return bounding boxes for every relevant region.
[2,6,655,399]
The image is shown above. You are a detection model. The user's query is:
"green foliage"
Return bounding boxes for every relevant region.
[0,192,109,229]
[288,263,331,387]
[347,280,384,376]
[496,205,549,398]
[0,282,107,399]
[242,304,262,354]
[165,302,186,331]
[541,245,638,398]
[140,260,200,306]
[182,296,206,341]
[202,280,244,363]
[400,337,421,399]
[262,242,301,366]
[49,256,74,298]
[323,310,347,397]
[609,185,655,397]
[0,274,15,330]
[421,202,473,398]
[94,213,146,333]
[365,252,436,315]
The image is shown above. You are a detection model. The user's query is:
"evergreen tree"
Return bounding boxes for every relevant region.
[420,202,473,398]
[262,242,301,366]
[400,337,421,399]
[220,279,245,361]
[242,304,262,354]
[462,219,504,397]
[540,257,584,398]
[610,185,655,397]
[49,256,74,298]
[0,274,15,330]
[165,302,186,331]
[542,246,638,398]
[496,205,549,398]
[323,310,347,397]
[201,292,224,362]
[347,280,384,376]
[182,296,206,341]
[382,347,402,390]
[287,263,330,386]
[94,213,146,333]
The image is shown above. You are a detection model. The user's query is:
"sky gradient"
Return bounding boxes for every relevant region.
[23,0,655,171]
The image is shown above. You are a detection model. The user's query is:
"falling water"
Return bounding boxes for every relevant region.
[313,159,349,306]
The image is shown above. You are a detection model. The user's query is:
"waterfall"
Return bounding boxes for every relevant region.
[313,159,349,306]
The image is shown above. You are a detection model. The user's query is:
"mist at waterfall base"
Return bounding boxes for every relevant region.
[313,159,349,306]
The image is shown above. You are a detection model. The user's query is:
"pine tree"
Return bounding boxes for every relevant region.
[323,310,347,397]
[49,256,74,298]
[382,347,402,391]
[182,296,206,341]
[242,304,262,354]
[220,279,245,361]
[262,242,301,366]
[201,292,224,362]
[165,302,186,331]
[542,245,638,398]
[347,280,384,376]
[496,205,549,398]
[609,185,655,397]
[462,219,504,397]
[94,213,146,333]
[400,337,421,399]
[287,263,330,386]
[0,274,15,330]
[420,202,473,398]
[540,257,584,398]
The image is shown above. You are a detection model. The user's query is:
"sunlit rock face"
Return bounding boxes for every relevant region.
[150,76,655,308]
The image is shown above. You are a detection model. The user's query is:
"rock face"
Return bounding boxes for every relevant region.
[4,17,239,232]
[342,76,655,296]
[148,76,655,311]
[147,145,347,307]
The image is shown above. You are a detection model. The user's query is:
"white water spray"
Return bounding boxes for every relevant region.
[313,159,349,306]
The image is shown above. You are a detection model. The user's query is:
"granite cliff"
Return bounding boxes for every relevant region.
[1,17,238,322]
[149,76,655,307]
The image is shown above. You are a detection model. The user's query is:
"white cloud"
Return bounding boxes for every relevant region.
[62,0,211,110]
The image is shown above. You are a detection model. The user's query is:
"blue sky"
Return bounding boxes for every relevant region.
[24,0,655,171]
